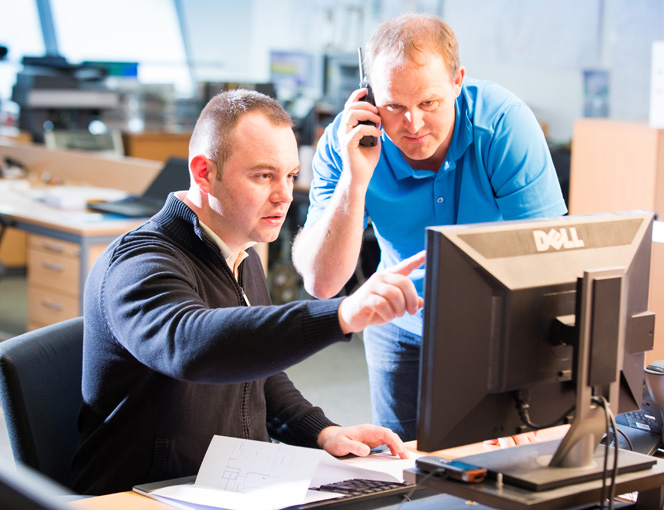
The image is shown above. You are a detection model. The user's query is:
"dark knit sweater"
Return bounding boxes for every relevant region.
[71,194,347,495]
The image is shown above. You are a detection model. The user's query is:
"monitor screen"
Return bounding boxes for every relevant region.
[417,211,655,487]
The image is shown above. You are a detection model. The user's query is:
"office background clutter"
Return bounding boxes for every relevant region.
[1,0,663,144]
[0,0,663,483]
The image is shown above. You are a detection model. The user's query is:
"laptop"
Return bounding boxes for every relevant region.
[615,384,664,455]
[87,157,190,217]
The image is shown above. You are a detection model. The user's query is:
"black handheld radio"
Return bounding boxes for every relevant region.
[357,47,378,147]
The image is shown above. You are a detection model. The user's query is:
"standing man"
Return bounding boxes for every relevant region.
[292,13,567,441]
[72,89,424,495]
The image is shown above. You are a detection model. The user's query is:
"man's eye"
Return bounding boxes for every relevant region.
[421,101,438,110]
[385,104,402,112]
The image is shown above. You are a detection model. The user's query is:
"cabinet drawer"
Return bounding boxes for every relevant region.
[29,234,80,257]
[28,287,79,326]
[28,248,80,296]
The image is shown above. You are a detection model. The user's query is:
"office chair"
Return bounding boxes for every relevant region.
[0,317,83,490]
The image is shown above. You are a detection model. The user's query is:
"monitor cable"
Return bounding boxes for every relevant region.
[514,391,575,430]
[593,395,619,510]
[517,392,622,509]
[614,426,634,451]
[396,467,450,510]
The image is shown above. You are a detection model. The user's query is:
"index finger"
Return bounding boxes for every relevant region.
[379,431,409,459]
[345,87,372,108]
[388,251,426,277]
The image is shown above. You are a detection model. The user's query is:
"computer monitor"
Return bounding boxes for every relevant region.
[0,457,72,510]
[417,211,656,489]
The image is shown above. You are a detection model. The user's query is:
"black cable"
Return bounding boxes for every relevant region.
[594,396,619,510]
[396,467,449,510]
[515,392,575,430]
[598,397,611,510]
[608,408,619,507]
[615,426,633,451]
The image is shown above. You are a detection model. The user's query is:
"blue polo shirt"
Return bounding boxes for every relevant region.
[306,77,567,336]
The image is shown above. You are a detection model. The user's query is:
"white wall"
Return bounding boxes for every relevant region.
[5,0,662,144]
[180,0,663,144]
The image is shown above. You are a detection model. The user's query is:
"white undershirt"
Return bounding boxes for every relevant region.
[199,221,256,305]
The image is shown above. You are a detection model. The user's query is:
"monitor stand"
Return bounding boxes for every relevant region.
[404,449,664,510]
[454,439,655,491]
[459,268,655,493]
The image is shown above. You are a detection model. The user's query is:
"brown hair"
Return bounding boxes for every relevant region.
[364,13,460,81]
[189,89,293,179]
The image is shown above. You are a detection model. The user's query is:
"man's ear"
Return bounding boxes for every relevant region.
[453,66,466,98]
[190,155,216,194]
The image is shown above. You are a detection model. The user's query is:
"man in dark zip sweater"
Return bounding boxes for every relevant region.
[71,89,425,495]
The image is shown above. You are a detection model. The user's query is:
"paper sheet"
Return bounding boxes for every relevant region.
[150,435,418,510]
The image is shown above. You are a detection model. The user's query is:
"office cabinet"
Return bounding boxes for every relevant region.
[27,234,81,330]
[569,118,664,363]
[123,132,191,162]
[568,118,664,218]
[0,227,27,268]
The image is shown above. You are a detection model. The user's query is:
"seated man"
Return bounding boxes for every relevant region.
[71,89,424,495]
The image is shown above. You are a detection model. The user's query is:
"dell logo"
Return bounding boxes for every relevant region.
[533,227,585,252]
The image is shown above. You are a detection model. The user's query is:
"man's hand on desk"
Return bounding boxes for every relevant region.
[317,424,409,459]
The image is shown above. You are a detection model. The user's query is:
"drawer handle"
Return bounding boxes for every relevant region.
[41,242,64,253]
[41,300,63,311]
[42,261,64,272]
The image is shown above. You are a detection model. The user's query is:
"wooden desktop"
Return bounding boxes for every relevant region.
[0,140,272,331]
[66,440,502,510]
[0,141,161,330]
[68,427,664,510]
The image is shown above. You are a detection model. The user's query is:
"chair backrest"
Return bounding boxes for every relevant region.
[0,317,83,489]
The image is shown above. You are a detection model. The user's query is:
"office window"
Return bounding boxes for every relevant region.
[0,1,44,103]
[50,0,193,96]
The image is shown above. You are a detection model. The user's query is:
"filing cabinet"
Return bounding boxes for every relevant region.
[27,234,81,330]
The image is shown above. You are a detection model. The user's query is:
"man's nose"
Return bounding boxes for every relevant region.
[272,178,293,203]
[404,109,424,132]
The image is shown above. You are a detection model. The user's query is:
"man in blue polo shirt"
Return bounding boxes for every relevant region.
[292,13,567,441]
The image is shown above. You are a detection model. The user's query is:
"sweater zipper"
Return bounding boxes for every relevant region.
[241,381,251,438]
[205,237,248,306]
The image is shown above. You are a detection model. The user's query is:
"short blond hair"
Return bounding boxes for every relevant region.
[189,89,293,179]
[364,13,460,81]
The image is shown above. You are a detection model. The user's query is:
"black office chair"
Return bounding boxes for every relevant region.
[0,317,83,490]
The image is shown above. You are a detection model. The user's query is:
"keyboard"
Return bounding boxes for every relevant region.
[298,478,422,509]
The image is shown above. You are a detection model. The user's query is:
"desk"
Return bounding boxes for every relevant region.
[66,429,662,510]
[66,441,499,510]
[406,458,664,509]
[0,141,163,330]
[0,191,143,330]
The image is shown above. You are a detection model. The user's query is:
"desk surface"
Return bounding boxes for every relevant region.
[65,428,580,509]
[0,187,143,238]
[66,436,567,510]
